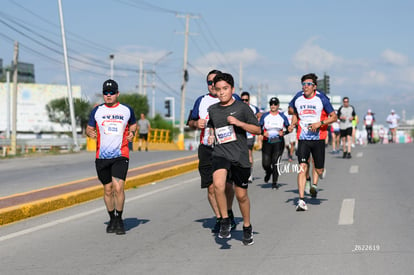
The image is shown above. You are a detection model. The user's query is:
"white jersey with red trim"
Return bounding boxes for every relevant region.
[88,102,136,159]
[289,91,334,141]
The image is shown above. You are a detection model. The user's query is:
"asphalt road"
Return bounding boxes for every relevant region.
[0,144,413,274]
[0,150,196,197]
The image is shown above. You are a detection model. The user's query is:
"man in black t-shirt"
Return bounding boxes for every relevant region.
[207,73,260,245]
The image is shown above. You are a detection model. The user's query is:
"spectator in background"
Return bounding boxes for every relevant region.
[364,109,375,144]
[386,109,400,143]
[137,113,151,151]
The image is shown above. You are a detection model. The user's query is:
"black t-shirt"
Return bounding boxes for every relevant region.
[207,100,259,167]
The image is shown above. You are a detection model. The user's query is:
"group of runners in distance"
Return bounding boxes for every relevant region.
[86,71,364,246]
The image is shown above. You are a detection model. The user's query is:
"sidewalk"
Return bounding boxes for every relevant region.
[0,155,198,226]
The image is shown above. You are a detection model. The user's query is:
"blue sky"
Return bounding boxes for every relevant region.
[1,0,413,123]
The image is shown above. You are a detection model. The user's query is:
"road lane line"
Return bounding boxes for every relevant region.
[338,198,355,225]
[349,165,359,174]
[0,179,196,243]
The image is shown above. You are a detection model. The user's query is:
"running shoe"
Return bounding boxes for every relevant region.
[218,217,231,239]
[106,219,116,233]
[264,171,271,183]
[272,182,279,190]
[310,184,318,198]
[296,199,308,211]
[347,152,352,159]
[228,211,237,231]
[343,152,347,159]
[211,218,221,233]
[115,217,126,235]
[242,225,254,246]
[320,168,326,180]
[305,178,311,195]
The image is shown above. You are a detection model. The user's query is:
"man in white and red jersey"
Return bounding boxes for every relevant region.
[240,91,260,183]
[288,73,337,211]
[188,70,237,233]
[86,79,137,234]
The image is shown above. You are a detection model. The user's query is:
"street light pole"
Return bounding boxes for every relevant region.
[58,0,79,151]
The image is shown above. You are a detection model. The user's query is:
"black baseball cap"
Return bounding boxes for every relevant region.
[269,97,279,105]
[103,79,118,93]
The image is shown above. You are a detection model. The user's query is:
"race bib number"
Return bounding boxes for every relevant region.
[247,131,254,139]
[215,125,237,144]
[102,121,123,135]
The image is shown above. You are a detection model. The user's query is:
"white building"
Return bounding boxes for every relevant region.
[0,83,82,135]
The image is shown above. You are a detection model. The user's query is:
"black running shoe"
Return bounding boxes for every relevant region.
[115,217,126,235]
[242,225,254,246]
[310,184,318,198]
[229,215,236,231]
[218,217,231,239]
[211,218,221,233]
[347,152,352,159]
[272,183,278,190]
[343,152,347,159]
[106,219,116,233]
[264,172,271,183]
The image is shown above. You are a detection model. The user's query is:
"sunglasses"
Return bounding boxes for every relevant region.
[302,82,315,87]
[242,99,249,102]
[270,103,278,106]
[207,80,214,86]
[103,91,117,96]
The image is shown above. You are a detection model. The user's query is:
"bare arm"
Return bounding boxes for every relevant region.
[86,125,97,139]
[227,116,261,135]
[127,123,137,142]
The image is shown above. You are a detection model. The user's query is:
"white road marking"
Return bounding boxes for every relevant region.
[0,179,196,243]
[350,165,359,174]
[338,198,355,225]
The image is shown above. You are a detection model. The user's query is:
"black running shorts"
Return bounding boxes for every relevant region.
[340,127,353,137]
[212,156,250,189]
[296,140,326,169]
[95,157,129,185]
[198,144,214,188]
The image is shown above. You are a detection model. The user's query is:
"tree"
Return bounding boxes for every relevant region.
[150,114,179,141]
[46,97,92,134]
[118,93,149,118]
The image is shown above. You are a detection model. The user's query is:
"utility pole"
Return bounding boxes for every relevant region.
[109,54,114,79]
[139,58,143,94]
[58,0,79,151]
[239,61,243,92]
[10,41,18,155]
[6,69,11,139]
[176,14,197,150]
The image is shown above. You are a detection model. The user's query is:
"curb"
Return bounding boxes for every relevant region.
[0,160,198,226]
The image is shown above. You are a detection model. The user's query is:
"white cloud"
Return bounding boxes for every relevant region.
[359,70,387,85]
[293,38,342,71]
[381,49,408,66]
